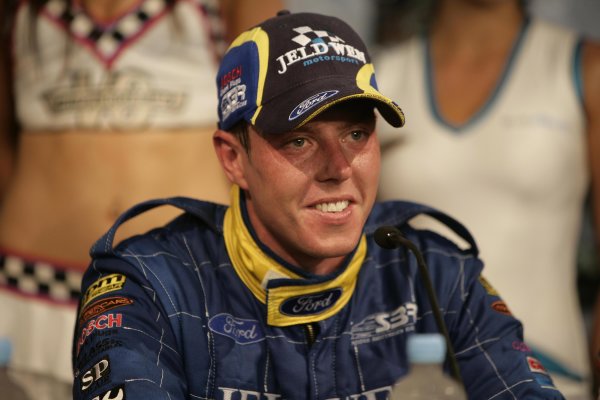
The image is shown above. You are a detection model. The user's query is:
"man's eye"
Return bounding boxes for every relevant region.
[290,138,306,147]
[351,131,363,140]
[350,130,366,141]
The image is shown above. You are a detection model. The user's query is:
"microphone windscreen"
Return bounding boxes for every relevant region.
[374,226,402,249]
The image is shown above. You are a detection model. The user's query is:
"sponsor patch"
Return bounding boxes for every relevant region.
[512,341,531,352]
[77,313,123,355]
[279,288,342,317]
[533,374,558,391]
[76,338,123,370]
[478,275,499,296]
[289,90,339,121]
[351,302,418,345]
[275,25,366,74]
[79,296,133,324]
[82,274,126,306]
[92,383,125,400]
[217,384,391,400]
[208,314,264,344]
[527,356,559,390]
[491,300,512,316]
[527,356,549,375]
[220,65,243,90]
[80,356,111,392]
[220,82,247,121]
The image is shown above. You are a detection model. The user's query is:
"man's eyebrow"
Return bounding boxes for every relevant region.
[296,118,374,133]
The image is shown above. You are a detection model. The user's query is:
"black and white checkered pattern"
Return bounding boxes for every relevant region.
[46,0,167,59]
[0,254,82,303]
[199,0,228,59]
[45,0,227,61]
[291,26,345,47]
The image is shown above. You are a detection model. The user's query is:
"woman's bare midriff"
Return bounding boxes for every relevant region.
[0,127,231,267]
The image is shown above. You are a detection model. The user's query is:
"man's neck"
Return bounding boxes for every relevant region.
[295,255,347,276]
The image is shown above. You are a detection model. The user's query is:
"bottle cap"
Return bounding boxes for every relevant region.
[407,333,446,364]
[0,338,12,366]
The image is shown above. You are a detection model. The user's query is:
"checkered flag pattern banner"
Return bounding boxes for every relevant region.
[291,26,345,47]
[0,254,82,303]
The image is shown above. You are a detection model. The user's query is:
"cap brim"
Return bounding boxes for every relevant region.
[252,77,405,134]
[298,92,405,130]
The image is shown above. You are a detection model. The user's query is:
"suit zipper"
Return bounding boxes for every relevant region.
[305,323,317,347]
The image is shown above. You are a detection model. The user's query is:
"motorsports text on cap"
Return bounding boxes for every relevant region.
[276,26,366,74]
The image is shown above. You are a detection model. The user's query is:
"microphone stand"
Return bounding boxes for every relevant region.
[375,226,464,386]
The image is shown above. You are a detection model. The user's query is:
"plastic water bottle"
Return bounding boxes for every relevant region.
[0,338,30,400]
[390,333,467,399]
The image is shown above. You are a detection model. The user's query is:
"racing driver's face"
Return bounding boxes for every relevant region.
[228,101,380,274]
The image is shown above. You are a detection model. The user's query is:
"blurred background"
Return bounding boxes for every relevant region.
[286,0,600,44]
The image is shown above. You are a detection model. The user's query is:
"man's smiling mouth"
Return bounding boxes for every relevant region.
[315,200,350,213]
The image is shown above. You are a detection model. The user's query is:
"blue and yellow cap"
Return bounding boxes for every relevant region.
[216,10,405,134]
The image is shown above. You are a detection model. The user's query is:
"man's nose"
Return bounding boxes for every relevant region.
[315,142,352,182]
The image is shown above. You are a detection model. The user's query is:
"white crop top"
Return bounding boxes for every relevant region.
[11,0,226,131]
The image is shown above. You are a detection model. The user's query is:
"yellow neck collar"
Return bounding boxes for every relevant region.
[223,186,366,327]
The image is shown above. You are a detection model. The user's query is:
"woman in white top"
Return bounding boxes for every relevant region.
[0,0,282,398]
[375,0,600,398]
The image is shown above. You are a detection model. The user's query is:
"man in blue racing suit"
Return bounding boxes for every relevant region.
[72,10,565,400]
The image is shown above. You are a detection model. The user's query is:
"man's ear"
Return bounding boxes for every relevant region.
[213,130,249,190]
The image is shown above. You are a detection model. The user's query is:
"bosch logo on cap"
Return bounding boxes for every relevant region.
[289,90,339,121]
[280,288,342,316]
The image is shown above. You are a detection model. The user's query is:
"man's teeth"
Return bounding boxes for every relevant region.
[315,200,349,213]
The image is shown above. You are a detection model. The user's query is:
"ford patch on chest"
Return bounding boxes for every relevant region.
[208,313,264,344]
[280,288,342,316]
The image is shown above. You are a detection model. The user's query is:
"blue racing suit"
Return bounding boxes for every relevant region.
[72,194,564,400]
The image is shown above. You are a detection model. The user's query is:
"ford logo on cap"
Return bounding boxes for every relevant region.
[289,90,339,121]
[280,288,342,316]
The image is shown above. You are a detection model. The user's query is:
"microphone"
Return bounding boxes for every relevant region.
[374,225,414,250]
[374,226,464,387]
